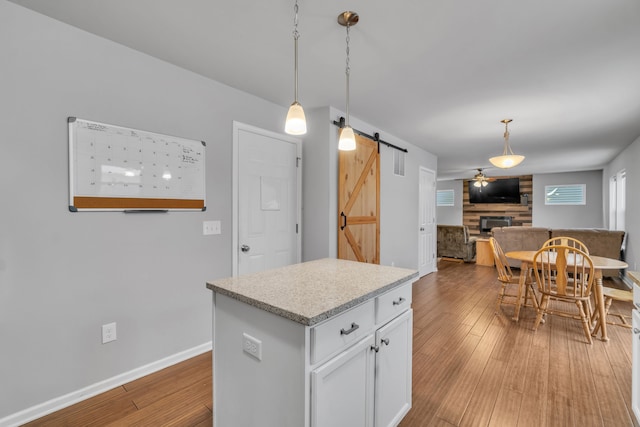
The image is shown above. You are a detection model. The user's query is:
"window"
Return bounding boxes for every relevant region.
[393,150,405,177]
[436,189,454,206]
[544,184,586,205]
[609,170,626,231]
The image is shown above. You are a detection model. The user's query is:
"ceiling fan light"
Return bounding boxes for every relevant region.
[285,101,307,135]
[473,180,481,188]
[489,154,525,169]
[482,180,488,187]
[338,126,356,151]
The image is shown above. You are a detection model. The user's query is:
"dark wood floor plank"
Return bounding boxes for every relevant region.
[434,321,507,425]
[508,300,551,426]
[489,387,523,427]
[122,352,211,393]
[128,355,211,410]
[567,329,603,426]
[24,390,137,427]
[459,354,507,427]
[104,379,211,427]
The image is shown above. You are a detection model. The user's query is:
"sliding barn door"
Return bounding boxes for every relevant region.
[338,134,380,264]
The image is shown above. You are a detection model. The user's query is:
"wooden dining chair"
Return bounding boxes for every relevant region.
[489,237,537,319]
[541,237,589,284]
[542,236,589,253]
[591,286,634,335]
[532,245,595,344]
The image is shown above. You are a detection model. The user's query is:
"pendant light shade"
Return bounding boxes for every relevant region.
[285,101,306,135]
[338,125,356,151]
[285,0,306,135]
[338,11,359,151]
[489,119,525,169]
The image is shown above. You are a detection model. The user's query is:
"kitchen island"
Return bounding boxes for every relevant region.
[207,258,418,427]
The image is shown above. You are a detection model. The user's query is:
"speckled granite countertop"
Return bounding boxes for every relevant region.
[628,271,640,286]
[207,258,418,326]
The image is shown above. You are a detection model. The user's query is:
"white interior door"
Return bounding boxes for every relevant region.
[419,167,436,277]
[233,122,301,276]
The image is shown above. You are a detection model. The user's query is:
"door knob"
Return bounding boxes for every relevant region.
[241,244,250,253]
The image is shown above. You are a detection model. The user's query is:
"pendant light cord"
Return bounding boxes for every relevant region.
[345,24,351,126]
[293,0,300,103]
[503,120,513,155]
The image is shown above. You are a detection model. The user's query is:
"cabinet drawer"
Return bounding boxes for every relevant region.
[311,300,375,365]
[376,281,412,325]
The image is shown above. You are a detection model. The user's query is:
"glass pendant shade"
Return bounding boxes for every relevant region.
[473,180,481,188]
[489,154,525,168]
[285,102,307,135]
[338,126,356,151]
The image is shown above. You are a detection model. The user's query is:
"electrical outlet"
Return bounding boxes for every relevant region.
[242,333,262,361]
[102,322,117,344]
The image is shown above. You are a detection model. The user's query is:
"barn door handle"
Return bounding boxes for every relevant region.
[340,211,347,230]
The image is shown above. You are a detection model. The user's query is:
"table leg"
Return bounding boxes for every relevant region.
[513,261,529,321]
[593,270,608,342]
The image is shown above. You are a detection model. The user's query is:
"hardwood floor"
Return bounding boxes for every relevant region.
[22,353,213,427]
[25,261,636,426]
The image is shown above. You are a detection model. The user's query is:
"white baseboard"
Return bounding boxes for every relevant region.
[0,341,212,427]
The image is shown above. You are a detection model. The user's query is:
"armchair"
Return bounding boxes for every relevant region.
[437,225,476,262]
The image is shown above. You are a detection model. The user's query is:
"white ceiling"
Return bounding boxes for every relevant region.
[10,0,640,180]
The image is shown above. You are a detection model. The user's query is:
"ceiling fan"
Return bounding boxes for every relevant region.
[471,168,496,188]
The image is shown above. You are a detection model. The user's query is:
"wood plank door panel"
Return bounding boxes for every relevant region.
[338,134,380,264]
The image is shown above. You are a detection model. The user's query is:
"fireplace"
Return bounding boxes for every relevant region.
[479,216,512,234]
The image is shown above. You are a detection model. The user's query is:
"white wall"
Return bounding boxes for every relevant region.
[0,2,288,419]
[301,107,333,262]
[436,180,463,225]
[532,170,604,228]
[604,136,640,272]
[302,107,437,270]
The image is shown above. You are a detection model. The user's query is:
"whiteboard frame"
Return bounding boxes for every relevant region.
[68,117,206,212]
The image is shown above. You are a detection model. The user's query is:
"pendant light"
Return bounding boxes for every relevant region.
[284,0,307,135]
[337,11,359,151]
[489,119,525,169]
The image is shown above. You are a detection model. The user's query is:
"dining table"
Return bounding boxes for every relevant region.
[505,250,628,342]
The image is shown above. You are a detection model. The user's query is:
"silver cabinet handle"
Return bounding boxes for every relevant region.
[371,345,380,353]
[634,328,640,335]
[393,297,406,306]
[340,322,359,335]
[381,338,390,346]
[240,244,250,253]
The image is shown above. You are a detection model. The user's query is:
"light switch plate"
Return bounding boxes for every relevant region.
[203,220,221,235]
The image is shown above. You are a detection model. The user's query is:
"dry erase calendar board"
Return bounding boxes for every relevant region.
[68,117,206,211]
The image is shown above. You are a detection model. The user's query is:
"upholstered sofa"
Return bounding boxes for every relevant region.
[437,225,477,262]
[491,226,625,277]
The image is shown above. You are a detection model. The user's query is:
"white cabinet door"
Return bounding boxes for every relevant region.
[374,309,413,427]
[311,335,376,427]
[633,309,640,424]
